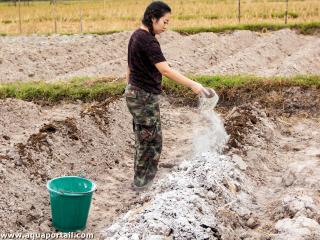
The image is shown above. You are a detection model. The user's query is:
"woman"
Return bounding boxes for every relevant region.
[125,1,209,188]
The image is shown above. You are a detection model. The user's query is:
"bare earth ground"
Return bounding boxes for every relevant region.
[0,96,199,236]
[0,29,320,83]
[0,87,319,239]
[0,30,320,240]
[101,88,320,239]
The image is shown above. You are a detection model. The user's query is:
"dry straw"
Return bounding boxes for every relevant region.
[0,0,319,35]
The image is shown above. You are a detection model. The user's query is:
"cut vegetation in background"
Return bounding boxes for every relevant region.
[0,0,319,35]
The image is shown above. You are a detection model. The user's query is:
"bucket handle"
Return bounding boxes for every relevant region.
[58,189,97,195]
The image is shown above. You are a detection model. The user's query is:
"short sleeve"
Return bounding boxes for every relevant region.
[144,38,166,65]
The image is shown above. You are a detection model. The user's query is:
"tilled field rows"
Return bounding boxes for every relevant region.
[0,29,319,83]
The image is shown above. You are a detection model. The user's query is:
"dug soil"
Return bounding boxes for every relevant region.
[0,85,319,240]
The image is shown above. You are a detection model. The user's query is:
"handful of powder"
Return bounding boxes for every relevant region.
[199,88,219,111]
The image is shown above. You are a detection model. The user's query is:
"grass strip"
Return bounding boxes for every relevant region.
[173,22,320,35]
[162,75,320,99]
[2,22,318,37]
[0,75,319,103]
[0,77,126,102]
[81,22,320,36]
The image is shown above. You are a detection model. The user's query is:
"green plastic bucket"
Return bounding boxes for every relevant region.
[46,176,96,232]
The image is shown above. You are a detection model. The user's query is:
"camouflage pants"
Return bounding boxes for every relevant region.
[125,84,162,187]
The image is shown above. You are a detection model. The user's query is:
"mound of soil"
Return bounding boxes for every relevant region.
[0,29,319,83]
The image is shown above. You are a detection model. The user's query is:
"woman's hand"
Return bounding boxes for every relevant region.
[190,82,210,96]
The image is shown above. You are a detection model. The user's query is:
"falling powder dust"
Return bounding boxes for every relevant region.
[102,93,244,240]
[193,92,229,155]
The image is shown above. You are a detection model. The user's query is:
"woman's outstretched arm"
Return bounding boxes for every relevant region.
[155,61,208,95]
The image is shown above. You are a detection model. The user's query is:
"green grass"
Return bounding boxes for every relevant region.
[1,19,13,24]
[56,30,122,36]
[0,77,126,102]
[1,22,318,37]
[271,12,299,19]
[1,22,318,36]
[177,14,220,20]
[173,22,320,35]
[162,75,320,97]
[0,75,319,103]
[45,22,320,36]
[80,22,320,36]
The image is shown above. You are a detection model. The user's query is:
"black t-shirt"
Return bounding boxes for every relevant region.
[128,28,166,94]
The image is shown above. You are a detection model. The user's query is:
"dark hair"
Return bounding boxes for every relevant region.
[142,1,171,36]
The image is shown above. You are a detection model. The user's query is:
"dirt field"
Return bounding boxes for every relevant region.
[0,87,319,239]
[0,29,320,83]
[0,29,320,240]
[0,96,198,235]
